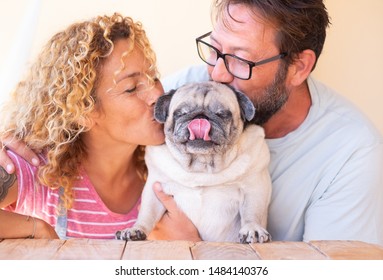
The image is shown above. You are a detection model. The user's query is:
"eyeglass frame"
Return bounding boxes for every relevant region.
[196,31,287,80]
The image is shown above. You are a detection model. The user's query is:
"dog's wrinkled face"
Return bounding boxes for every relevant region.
[154,81,255,157]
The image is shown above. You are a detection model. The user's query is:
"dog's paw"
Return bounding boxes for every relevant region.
[115,228,147,241]
[239,224,271,244]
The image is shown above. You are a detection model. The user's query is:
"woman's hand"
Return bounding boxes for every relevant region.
[0,136,40,173]
[148,182,201,242]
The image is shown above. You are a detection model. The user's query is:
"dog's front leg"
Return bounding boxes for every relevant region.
[239,169,272,243]
[116,180,166,241]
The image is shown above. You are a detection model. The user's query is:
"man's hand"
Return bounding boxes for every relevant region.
[0,136,40,173]
[148,182,201,242]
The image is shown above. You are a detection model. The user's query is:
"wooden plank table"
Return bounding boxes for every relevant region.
[0,239,382,260]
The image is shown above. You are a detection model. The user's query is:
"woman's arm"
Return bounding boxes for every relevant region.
[0,210,59,239]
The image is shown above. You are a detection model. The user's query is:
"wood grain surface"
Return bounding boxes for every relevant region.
[0,239,382,260]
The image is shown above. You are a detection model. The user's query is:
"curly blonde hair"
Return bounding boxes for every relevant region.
[0,13,158,208]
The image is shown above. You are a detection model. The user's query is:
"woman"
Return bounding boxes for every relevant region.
[0,13,198,240]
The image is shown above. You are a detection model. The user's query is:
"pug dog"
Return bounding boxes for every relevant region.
[116,81,272,243]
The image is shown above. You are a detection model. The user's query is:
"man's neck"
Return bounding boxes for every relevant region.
[263,82,312,139]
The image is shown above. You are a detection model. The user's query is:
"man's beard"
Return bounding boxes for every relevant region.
[249,63,290,125]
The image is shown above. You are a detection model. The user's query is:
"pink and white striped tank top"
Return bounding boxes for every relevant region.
[6,150,139,239]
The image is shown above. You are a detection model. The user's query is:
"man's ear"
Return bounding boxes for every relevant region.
[154,89,176,123]
[288,49,316,86]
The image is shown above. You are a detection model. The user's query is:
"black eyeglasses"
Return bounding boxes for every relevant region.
[196,31,287,80]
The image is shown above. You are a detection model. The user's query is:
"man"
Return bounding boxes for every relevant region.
[2,0,383,245]
[162,0,383,245]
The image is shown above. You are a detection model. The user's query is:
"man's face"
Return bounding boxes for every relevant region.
[208,4,290,125]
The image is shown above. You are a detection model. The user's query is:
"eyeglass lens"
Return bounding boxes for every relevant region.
[197,41,251,80]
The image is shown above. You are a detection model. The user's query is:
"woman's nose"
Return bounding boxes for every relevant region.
[146,81,164,107]
[209,58,234,84]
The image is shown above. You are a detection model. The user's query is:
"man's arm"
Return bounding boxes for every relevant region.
[0,166,17,207]
[0,166,59,239]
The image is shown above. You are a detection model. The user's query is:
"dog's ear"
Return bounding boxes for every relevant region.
[154,89,177,123]
[228,86,255,122]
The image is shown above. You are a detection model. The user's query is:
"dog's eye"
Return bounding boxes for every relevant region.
[174,108,188,118]
[216,110,232,119]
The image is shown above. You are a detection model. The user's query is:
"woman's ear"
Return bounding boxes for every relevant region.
[288,49,316,86]
[78,115,95,129]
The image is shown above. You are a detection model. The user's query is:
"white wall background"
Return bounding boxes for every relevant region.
[1,0,382,133]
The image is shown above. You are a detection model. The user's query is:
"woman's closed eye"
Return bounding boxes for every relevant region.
[123,82,144,94]
[125,86,137,94]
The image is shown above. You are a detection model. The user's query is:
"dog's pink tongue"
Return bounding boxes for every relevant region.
[188,119,211,141]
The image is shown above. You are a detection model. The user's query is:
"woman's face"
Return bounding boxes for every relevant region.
[87,39,165,148]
